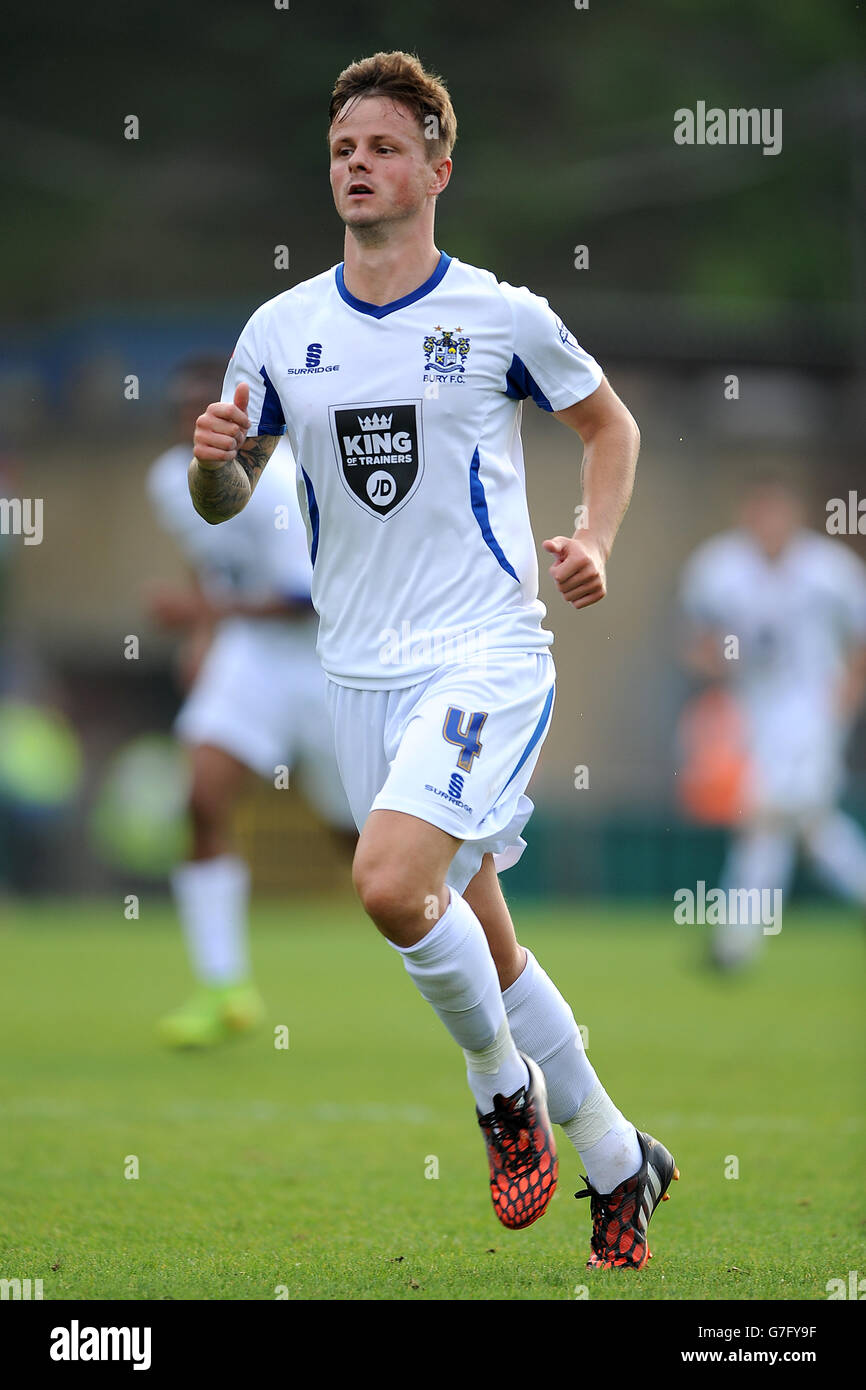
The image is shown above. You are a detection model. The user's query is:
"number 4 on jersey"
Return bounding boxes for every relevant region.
[443,706,487,771]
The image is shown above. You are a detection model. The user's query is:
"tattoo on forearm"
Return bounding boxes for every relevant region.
[236,437,274,489]
[188,437,277,524]
[188,458,250,523]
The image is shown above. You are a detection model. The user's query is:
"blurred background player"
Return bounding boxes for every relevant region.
[147,356,355,1045]
[680,472,866,968]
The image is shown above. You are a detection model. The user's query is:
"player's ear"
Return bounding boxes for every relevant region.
[430,156,452,197]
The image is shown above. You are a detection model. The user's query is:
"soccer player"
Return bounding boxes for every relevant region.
[187,53,677,1268]
[148,356,355,1047]
[681,473,866,968]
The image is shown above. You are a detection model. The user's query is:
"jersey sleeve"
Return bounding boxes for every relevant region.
[221,305,287,437]
[146,462,171,531]
[679,545,726,628]
[256,447,314,603]
[501,282,603,412]
[830,544,866,645]
[146,455,185,542]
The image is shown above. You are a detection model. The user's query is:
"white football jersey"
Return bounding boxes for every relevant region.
[148,438,313,605]
[680,528,866,733]
[220,252,603,688]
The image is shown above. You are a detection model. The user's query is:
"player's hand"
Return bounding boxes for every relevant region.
[542,534,607,610]
[192,383,250,469]
[146,583,213,629]
[178,627,214,691]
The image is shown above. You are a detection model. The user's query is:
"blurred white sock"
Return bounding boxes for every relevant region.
[171,854,250,984]
[804,811,866,904]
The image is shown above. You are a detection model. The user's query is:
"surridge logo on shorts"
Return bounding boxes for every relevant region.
[329,399,424,520]
[424,775,473,814]
[448,772,465,799]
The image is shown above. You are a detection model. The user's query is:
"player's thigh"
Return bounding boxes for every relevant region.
[323,680,391,835]
[290,665,357,831]
[372,651,555,847]
[176,623,294,780]
[188,742,252,819]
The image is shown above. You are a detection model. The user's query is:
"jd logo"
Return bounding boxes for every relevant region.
[330,400,424,520]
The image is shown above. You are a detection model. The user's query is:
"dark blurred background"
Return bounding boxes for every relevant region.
[1,0,863,896]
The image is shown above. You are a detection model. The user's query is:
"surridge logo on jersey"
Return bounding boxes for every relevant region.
[423,325,470,385]
[329,400,424,520]
[287,342,340,375]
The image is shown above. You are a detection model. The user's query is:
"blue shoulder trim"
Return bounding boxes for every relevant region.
[258,366,287,434]
[505,354,553,411]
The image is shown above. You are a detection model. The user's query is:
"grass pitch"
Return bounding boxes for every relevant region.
[0,896,863,1301]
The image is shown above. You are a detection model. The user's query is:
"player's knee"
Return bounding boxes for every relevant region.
[187,778,231,844]
[352,857,418,935]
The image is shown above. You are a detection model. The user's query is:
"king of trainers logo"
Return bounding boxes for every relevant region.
[674,881,782,935]
[674,102,782,157]
[50,1320,152,1371]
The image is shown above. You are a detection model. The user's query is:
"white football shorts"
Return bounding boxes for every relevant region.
[744,694,845,817]
[325,650,556,893]
[175,615,355,830]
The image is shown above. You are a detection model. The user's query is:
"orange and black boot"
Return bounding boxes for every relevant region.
[477,1053,558,1230]
[576,1130,679,1269]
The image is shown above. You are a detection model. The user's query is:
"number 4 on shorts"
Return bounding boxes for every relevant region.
[442,706,488,771]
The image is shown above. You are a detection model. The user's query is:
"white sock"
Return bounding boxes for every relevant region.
[562,1086,642,1194]
[717,826,797,963]
[391,888,528,1113]
[503,950,640,1192]
[804,811,866,904]
[170,854,251,985]
[502,948,598,1122]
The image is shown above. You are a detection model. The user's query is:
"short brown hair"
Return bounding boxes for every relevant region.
[328,51,457,161]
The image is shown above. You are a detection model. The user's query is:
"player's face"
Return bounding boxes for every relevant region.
[740,486,803,558]
[329,96,446,233]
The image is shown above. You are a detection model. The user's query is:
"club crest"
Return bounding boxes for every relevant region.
[423,325,471,378]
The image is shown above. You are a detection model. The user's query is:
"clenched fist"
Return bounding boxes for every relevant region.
[193,383,250,468]
[542,534,608,610]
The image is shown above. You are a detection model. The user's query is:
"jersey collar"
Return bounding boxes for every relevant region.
[335,252,452,319]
